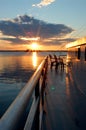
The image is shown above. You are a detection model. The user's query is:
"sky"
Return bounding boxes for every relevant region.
[0,0,86,50]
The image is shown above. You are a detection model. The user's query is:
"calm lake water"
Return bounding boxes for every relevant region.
[0,51,67,117]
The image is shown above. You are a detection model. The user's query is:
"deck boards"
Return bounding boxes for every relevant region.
[42,62,86,130]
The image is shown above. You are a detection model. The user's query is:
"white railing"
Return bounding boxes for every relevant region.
[0,57,48,130]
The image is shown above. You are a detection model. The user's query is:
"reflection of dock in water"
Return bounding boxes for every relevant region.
[0,53,86,130]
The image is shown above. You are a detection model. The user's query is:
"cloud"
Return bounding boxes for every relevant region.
[0,15,75,49]
[32,0,55,7]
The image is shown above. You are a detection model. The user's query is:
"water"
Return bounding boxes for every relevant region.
[0,51,67,117]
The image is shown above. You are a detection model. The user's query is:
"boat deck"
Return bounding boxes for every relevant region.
[42,61,86,130]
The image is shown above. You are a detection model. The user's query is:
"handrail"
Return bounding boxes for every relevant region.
[0,57,48,130]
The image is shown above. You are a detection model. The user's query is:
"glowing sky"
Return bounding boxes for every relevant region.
[0,0,86,50]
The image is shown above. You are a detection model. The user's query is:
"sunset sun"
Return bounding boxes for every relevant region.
[31,43,38,50]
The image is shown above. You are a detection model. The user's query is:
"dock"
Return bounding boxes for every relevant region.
[42,59,86,130]
[0,56,86,130]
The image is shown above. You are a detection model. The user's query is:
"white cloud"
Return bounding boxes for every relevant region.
[32,0,55,7]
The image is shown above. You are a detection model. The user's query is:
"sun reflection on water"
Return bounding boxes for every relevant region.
[32,52,37,68]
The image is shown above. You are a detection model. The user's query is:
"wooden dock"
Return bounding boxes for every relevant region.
[42,61,86,130]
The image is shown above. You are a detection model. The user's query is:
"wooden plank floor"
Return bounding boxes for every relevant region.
[42,62,86,130]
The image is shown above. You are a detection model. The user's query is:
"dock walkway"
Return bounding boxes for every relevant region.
[42,60,86,130]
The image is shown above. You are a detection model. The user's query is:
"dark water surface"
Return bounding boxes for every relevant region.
[0,51,67,117]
